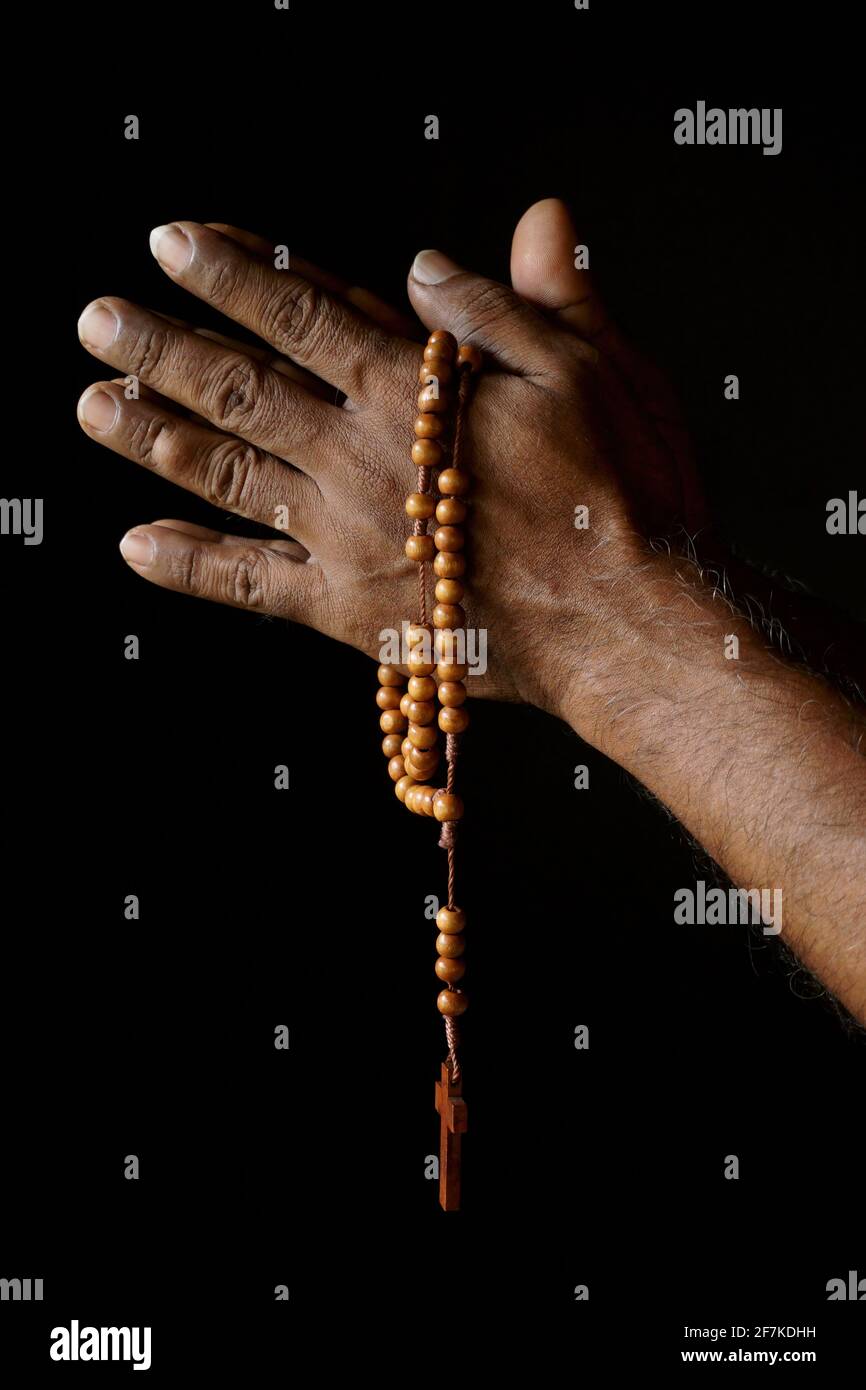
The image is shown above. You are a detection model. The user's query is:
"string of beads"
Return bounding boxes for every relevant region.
[375,330,482,1084]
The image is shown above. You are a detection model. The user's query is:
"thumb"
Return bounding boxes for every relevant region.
[511,199,705,528]
[512,198,687,429]
[407,248,563,376]
[510,196,613,343]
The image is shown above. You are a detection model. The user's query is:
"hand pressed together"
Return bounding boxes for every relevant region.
[76,198,866,1021]
[76,198,700,721]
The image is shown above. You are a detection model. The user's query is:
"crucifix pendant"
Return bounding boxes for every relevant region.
[434,1062,468,1210]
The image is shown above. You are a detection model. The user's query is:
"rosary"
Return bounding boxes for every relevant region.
[376,330,482,1211]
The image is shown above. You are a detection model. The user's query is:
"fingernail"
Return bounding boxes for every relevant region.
[78,388,118,432]
[412,249,463,284]
[149,224,193,273]
[78,303,118,350]
[120,530,154,566]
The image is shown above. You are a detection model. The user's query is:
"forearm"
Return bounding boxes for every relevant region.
[556,549,866,1021]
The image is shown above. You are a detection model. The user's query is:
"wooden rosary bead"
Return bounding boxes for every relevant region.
[408,675,437,700]
[382,733,403,758]
[401,737,414,760]
[435,498,467,527]
[427,329,457,357]
[437,661,469,682]
[437,681,466,708]
[433,551,466,579]
[414,413,445,439]
[395,775,415,803]
[407,784,436,816]
[434,630,463,664]
[418,358,453,387]
[437,468,471,497]
[408,721,439,750]
[410,438,444,469]
[418,385,451,414]
[405,745,439,774]
[437,988,469,1017]
[376,686,403,711]
[407,699,436,725]
[404,784,422,813]
[457,343,483,374]
[387,756,406,782]
[435,956,466,984]
[399,693,413,717]
[407,622,433,648]
[433,789,464,822]
[433,526,464,553]
[405,534,435,563]
[407,649,436,677]
[439,705,470,734]
[380,710,408,735]
[405,491,436,520]
[377,664,405,687]
[437,906,466,934]
[434,578,464,604]
[405,743,436,769]
[433,603,465,630]
[436,932,466,958]
[404,757,432,781]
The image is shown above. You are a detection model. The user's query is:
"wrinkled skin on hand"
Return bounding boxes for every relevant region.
[77,199,704,720]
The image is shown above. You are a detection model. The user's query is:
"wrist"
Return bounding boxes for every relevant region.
[552,545,772,761]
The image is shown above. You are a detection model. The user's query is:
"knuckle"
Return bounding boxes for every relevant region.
[205,253,246,308]
[206,355,267,431]
[459,281,516,338]
[130,415,174,469]
[169,543,205,596]
[266,280,332,360]
[198,439,258,511]
[227,548,270,608]
[129,324,171,380]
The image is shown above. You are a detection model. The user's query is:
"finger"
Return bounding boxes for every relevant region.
[77,380,321,540]
[510,197,612,341]
[154,305,335,401]
[511,197,686,425]
[510,198,705,524]
[148,220,407,400]
[77,295,343,473]
[204,223,276,258]
[207,223,420,339]
[118,521,327,620]
[407,249,568,376]
[110,375,212,429]
[149,517,306,553]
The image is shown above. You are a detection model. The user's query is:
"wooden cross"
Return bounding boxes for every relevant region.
[434,1062,468,1211]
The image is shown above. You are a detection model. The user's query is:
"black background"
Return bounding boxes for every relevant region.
[2,3,863,1376]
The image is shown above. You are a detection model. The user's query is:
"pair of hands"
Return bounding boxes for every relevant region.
[76,197,866,1021]
[76,198,701,730]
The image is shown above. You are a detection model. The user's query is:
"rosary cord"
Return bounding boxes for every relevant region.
[445,734,458,909]
[452,367,472,468]
[418,559,427,627]
[445,1015,461,1083]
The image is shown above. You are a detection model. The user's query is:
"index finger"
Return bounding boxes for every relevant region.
[149,220,410,401]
